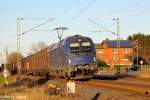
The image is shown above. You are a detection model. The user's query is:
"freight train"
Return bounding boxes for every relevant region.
[21,35,97,79]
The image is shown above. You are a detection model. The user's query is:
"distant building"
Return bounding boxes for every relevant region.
[96,40,134,67]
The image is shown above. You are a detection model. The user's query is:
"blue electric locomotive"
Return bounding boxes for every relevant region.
[50,35,97,79]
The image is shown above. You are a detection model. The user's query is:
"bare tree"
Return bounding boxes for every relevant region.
[31,41,47,53]
[125,52,133,61]
[31,43,38,53]
[37,41,47,50]
[7,52,23,69]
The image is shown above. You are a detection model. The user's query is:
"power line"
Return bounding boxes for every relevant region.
[102,7,150,30]
[89,18,114,33]
[89,5,150,37]
[89,7,150,33]
[56,0,81,27]
[20,18,53,20]
[108,0,143,16]
[93,0,145,29]
[22,18,55,34]
[122,8,150,21]
[65,0,96,25]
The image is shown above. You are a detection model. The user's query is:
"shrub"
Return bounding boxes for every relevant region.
[96,59,109,68]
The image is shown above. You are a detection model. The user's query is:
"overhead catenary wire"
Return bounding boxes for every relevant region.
[20,18,54,20]
[90,0,147,29]
[107,0,143,17]
[22,18,55,35]
[108,7,150,28]
[60,0,81,20]
[90,6,150,34]
[122,7,150,21]
[65,0,96,25]
[89,19,114,34]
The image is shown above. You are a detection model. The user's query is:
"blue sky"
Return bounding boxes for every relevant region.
[0,0,150,58]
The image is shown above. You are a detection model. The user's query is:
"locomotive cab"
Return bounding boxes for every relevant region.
[50,35,97,79]
[64,35,97,78]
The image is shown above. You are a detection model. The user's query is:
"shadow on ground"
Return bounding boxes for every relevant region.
[93,76,118,80]
[4,77,50,88]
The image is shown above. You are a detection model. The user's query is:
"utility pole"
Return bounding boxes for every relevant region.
[17,18,21,78]
[0,51,2,66]
[116,18,120,65]
[113,17,120,76]
[16,17,55,79]
[5,47,9,69]
[89,18,121,76]
[136,40,138,67]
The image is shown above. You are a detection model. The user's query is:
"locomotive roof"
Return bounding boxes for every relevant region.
[51,35,92,50]
[66,35,91,42]
[67,34,89,39]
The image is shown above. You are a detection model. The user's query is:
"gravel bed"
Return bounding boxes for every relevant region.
[0,78,150,100]
[45,79,150,100]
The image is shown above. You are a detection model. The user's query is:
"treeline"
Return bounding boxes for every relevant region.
[127,32,150,64]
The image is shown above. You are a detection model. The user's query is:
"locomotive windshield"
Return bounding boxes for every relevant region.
[81,42,91,46]
[69,43,80,47]
[69,41,92,54]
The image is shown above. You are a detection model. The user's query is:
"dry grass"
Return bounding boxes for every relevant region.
[0,75,16,85]
[1,85,69,100]
[136,72,150,78]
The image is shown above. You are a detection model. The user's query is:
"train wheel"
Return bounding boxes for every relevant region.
[64,74,70,80]
[70,72,76,77]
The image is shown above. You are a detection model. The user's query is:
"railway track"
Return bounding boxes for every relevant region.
[119,77,150,82]
[82,79,150,97]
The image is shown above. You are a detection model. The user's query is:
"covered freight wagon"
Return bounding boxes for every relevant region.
[22,46,50,76]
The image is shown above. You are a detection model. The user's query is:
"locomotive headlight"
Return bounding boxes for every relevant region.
[78,39,81,42]
[93,57,96,62]
[68,59,72,64]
